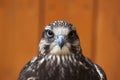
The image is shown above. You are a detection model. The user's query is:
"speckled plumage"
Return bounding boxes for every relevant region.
[18,20,107,80]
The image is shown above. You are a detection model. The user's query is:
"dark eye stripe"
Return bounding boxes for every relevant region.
[68,31,76,38]
[68,30,79,44]
[68,30,78,39]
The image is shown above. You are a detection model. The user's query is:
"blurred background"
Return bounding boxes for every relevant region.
[0,0,120,80]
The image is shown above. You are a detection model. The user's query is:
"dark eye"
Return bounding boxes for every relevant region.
[68,31,76,38]
[46,30,54,38]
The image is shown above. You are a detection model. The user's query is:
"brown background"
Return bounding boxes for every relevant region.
[0,0,120,80]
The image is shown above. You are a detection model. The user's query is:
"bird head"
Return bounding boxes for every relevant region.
[39,20,81,56]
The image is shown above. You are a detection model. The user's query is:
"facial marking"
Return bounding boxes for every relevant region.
[39,20,81,56]
[53,27,70,36]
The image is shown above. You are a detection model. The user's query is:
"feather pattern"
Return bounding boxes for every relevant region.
[18,20,107,80]
[19,53,106,80]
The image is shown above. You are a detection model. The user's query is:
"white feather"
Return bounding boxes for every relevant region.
[68,55,73,62]
[27,77,36,80]
[94,64,104,80]
[56,55,60,64]
[38,58,45,65]
[31,57,37,63]
[61,55,65,62]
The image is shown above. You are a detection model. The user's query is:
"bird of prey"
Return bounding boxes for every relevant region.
[18,20,107,80]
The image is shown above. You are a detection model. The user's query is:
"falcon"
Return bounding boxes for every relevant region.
[18,20,107,80]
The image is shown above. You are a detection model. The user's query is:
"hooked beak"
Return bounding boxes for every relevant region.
[56,35,65,49]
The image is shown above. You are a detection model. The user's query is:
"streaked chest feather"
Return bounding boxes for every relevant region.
[34,54,92,80]
[36,54,89,72]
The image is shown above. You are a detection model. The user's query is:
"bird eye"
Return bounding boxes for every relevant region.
[68,31,76,38]
[46,30,54,38]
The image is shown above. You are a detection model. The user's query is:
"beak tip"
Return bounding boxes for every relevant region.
[56,35,65,49]
[59,44,64,49]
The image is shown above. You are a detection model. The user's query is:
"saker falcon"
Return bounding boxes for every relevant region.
[18,20,107,80]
